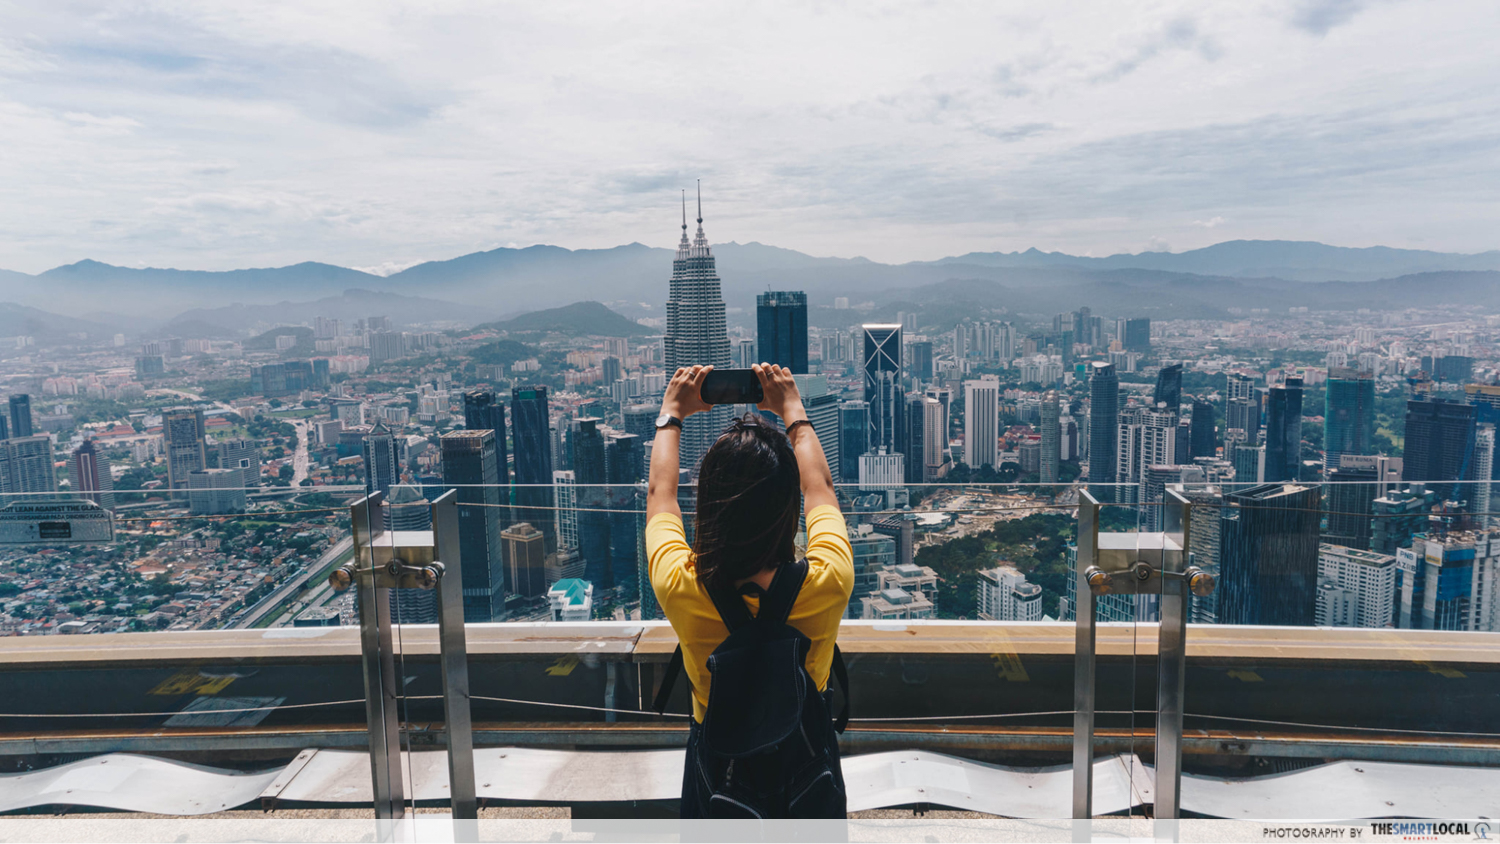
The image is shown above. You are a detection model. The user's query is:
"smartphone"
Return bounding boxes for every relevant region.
[700,369,764,405]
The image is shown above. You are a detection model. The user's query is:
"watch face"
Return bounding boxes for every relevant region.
[656,414,673,428]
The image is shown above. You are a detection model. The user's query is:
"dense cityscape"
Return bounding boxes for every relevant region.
[0,206,1495,638]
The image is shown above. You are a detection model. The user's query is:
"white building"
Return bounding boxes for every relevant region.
[977,565,1044,621]
[547,578,593,621]
[858,448,905,491]
[963,377,1000,469]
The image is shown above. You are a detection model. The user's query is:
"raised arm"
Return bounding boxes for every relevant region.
[753,363,838,513]
[646,365,713,520]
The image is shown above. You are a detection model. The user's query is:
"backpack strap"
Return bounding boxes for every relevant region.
[651,644,684,716]
[756,558,809,628]
[830,644,850,733]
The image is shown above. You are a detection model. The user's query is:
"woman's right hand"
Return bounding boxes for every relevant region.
[661,365,714,420]
[753,363,805,422]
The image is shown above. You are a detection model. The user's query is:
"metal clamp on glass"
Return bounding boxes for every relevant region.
[1073,488,1215,824]
[335,491,477,826]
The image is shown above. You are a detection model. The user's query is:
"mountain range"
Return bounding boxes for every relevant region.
[0,239,1496,339]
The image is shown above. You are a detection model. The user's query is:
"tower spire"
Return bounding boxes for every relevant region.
[681,190,687,234]
[696,179,702,225]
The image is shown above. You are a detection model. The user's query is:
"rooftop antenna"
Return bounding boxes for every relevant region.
[696,179,702,225]
[681,190,687,235]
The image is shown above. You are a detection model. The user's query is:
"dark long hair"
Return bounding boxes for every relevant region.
[692,414,801,592]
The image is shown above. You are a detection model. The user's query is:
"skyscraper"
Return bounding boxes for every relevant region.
[362,418,400,498]
[1040,392,1060,484]
[1218,482,1321,627]
[1122,318,1151,352]
[904,393,926,484]
[511,385,556,551]
[462,390,511,488]
[963,377,1000,470]
[1116,406,1179,512]
[571,418,611,588]
[8,395,32,439]
[1263,376,1304,483]
[1402,398,1477,505]
[863,324,904,458]
[908,341,934,383]
[0,435,55,500]
[501,522,548,599]
[1153,364,1182,412]
[1088,363,1119,501]
[795,375,842,484]
[216,438,261,492]
[838,401,869,485]
[663,187,732,474]
[1324,463,1379,551]
[68,440,114,510]
[1226,373,1260,446]
[1190,399,1217,459]
[922,396,948,482]
[163,408,207,494]
[1325,369,1376,469]
[441,430,506,622]
[755,291,808,374]
[606,432,645,601]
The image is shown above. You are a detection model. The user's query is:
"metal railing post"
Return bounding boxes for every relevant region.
[351,493,405,821]
[1155,490,1194,830]
[1072,490,1100,822]
[432,490,477,824]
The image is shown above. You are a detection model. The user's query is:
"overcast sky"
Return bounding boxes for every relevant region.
[0,0,1495,274]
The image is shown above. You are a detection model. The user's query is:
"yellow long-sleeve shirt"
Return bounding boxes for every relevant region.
[646,504,855,723]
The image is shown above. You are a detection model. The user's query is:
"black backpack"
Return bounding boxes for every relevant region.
[652,558,851,818]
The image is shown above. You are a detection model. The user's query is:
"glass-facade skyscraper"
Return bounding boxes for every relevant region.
[1263,376,1304,483]
[1153,363,1182,411]
[1219,482,1321,627]
[755,291,808,374]
[862,324,903,460]
[1088,362,1119,502]
[511,385,556,552]
[839,400,869,485]
[664,190,732,475]
[1403,398,1477,506]
[571,418,610,588]
[8,394,32,439]
[441,429,506,622]
[1325,369,1375,469]
[462,390,511,488]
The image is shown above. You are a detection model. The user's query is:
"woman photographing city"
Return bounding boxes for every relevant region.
[645,363,854,819]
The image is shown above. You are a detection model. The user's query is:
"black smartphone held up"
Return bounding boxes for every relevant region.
[700,368,764,405]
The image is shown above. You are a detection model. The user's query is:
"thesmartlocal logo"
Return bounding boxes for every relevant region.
[1369,822,1482,840]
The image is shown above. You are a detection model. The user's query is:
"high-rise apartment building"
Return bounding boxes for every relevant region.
[863,324,903,460]
[922,396,948,482]
[511,386,556,551]
[663,191,732,474]
[1088,362,1119,501]
[163,408,207,494]
[0,435,55,500]
[8,395,32,439]
[1218,482,1321,627]
[188,468,244,515]
[976,565,1043,621]
[755,291,808,374]
[1040,392,1060,484]
[1316,544,1397,628]
[1325,369,1376,469]
[216,438,261,492]
[68,440,114,510]
[1263,376,1304,483]
[963,377,999,470]
[903,393,926,483]
[441,429,506,622]
[1226,374,1259,446]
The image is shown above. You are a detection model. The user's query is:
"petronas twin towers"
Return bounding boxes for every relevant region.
[664,185,733,473]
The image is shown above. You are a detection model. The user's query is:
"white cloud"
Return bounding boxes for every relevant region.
[0,0,1494,272]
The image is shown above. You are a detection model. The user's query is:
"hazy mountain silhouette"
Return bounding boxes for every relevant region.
[476,301,651,337]
[4,239,1498,324]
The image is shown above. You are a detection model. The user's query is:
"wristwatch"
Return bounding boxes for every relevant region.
[655,413,683,430]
